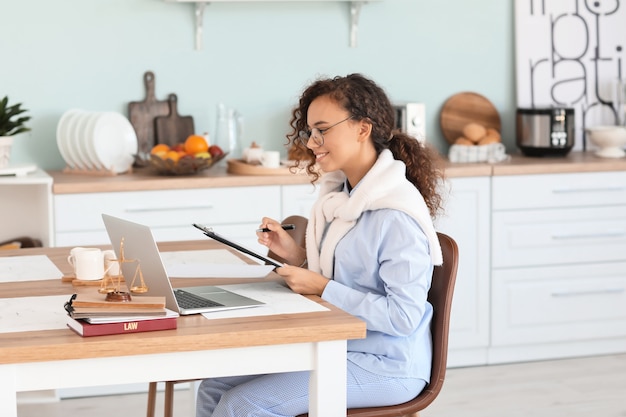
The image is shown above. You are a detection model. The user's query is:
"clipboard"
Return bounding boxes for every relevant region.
[192,224,284,268]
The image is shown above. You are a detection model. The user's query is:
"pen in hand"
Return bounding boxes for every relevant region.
[256,224,296,233]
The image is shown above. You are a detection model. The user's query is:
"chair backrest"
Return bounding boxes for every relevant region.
[344,231,459,417]
[267,215,308,264]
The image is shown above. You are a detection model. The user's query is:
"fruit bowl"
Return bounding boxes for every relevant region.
[145,153,227,175]
[586,126,626,158]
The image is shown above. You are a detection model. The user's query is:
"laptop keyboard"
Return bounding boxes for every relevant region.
[174,289,224,309]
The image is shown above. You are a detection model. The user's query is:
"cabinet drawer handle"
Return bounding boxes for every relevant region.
[551,232,626,240]
[552,186,625,194]
[124,205,214,213]
[552,288,625,297]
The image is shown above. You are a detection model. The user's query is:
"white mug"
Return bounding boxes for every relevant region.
[67,247,107,281]
[261,151,280,169]
[103,249,120,276]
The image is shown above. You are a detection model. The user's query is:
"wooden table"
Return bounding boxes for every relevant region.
[0,241,366,417]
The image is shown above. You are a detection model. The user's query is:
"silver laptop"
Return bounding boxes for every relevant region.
[102,214,264,315]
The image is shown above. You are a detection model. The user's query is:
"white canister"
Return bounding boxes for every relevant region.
[244,147,264,164]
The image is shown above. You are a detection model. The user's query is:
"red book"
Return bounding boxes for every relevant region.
[66,315,177,337]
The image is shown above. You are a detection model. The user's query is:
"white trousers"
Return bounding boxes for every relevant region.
[196,361,426,417]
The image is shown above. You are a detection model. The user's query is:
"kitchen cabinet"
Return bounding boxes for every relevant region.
[0,169,53,247]
[489,171,626,364]
[435,177,491,367]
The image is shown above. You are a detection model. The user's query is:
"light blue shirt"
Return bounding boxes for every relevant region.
[321,199,434,382]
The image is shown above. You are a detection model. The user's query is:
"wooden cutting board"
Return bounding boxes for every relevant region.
[128,71,171,156]
[439,92,501,144]
[154,93,195,147]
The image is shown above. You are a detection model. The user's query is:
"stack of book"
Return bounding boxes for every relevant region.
[64,293,178,337]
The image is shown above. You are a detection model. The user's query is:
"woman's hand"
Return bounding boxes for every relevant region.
[275,265,330,296]
[256,217,305,266]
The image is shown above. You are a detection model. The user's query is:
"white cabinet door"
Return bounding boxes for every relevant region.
[492,206,626,268]
[435,177,491,367]
[491,261,626,347]
[489,261,626,364]
[281,183,319,219]
[492,171,626,210]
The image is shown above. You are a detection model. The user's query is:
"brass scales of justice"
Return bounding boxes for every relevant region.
[99,237,148,302]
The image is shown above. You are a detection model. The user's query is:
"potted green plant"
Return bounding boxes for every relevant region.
[0,96,31,168]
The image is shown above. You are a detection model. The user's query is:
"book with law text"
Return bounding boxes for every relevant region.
[66,314,178,337]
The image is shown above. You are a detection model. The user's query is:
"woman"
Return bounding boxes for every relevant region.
[196,73,445,417]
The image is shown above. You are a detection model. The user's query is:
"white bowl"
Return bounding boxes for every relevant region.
[586,126,626,158]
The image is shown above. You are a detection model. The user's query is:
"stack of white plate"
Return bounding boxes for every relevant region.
[56,109,138,174]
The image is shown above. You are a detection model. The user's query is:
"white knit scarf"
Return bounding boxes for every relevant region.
[305,149,443,278]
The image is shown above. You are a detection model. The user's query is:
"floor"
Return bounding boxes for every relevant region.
[17,353,626,417]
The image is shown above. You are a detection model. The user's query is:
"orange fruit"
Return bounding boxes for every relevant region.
[150,143,170,154]
[184,135,209,155]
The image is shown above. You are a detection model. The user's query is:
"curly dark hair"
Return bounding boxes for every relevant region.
[286,73,445,217]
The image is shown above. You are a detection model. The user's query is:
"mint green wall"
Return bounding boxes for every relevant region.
[2,0,514,170]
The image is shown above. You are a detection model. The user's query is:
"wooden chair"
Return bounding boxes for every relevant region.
[297,231,459,417]
[266,214,308,265]
[146,215,309,417]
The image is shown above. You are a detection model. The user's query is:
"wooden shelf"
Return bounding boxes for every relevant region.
[165,0,383,50]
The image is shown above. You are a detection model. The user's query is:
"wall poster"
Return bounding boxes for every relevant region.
[515,0,626,150]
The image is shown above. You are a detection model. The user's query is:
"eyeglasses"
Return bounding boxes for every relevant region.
[298,116,352,147]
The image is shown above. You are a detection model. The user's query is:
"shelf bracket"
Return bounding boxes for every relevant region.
[349,1,366,48]
[194,2,209,51]
[185,1,371,50]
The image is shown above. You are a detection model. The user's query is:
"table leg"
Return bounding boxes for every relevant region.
[147,382,157,417]
[189,380,199,417]
[0,365,18,417]
[308,340,347,417]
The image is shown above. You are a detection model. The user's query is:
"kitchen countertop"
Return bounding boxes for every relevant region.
[490,151,626,175]
[48,152,626,194]
[445,151,626,177]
